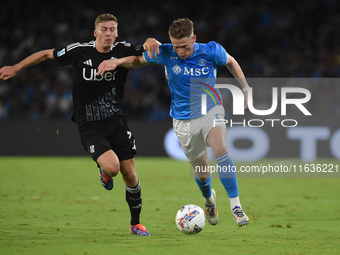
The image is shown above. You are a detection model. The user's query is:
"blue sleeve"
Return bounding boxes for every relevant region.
[213,42,228,66]
[143,45,167,64]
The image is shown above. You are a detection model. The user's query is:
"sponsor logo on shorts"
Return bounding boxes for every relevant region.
[90,145,95,153]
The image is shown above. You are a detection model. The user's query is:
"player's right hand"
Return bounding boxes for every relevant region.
[0,66,18,80]
[97,59,120,77]
[143,38,161,59]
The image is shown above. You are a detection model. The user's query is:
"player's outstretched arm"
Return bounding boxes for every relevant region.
[97,55,148,77]
[97,38,160,77]
[0,49,55,80]
[143,38,161,59]
[225,53,251,109]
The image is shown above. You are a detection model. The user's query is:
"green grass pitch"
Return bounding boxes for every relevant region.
[0,157,339,255]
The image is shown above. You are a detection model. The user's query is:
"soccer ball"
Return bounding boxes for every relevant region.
[175,204,206,234]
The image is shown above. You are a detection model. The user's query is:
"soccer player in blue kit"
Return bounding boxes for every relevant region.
[97,18,250,227]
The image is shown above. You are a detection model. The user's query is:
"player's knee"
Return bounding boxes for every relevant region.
[196,171,210,180]
[102,162,120,177]
[212,145,228,158]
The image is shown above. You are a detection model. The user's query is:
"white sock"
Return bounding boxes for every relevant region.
[204,194,215,205]
[230,196,241,211]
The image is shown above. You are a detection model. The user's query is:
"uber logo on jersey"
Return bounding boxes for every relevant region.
[82,68,117,81]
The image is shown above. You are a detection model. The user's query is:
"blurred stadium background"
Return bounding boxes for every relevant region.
[0,0,339,160]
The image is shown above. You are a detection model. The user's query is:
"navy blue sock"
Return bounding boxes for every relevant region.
[195,174,212,198]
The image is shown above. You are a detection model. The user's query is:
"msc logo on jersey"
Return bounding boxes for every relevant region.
[184,67,209,76]
[172,65,182,75]
[171,64,209,76]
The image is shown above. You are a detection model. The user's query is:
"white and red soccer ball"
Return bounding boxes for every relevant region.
[175,204,206,234]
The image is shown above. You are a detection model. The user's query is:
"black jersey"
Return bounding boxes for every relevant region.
[53,40,143,128]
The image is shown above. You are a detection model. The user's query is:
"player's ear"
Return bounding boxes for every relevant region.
[192,35,197,42]
[94,29,97,38]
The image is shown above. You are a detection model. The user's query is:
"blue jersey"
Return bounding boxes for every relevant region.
[143,41,228,119]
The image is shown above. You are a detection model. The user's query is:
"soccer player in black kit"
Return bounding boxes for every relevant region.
[0,13,160,236]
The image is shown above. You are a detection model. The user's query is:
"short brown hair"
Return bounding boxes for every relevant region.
[168,18,194,39]
[95,13,118,28]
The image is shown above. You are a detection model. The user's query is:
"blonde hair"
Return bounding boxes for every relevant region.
[95,13,118,28]
[168,18,194,39]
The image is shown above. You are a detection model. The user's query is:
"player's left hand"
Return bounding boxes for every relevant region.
[143,38,161,59]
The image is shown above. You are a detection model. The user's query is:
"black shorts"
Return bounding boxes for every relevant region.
[79,115,137,163]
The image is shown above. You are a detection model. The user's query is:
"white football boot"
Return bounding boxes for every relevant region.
[232,206,249,227]
[205,189,218,225]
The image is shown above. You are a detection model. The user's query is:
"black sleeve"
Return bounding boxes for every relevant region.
[53,43,80,67]
[116,41,144,58]
[129,44,145,56]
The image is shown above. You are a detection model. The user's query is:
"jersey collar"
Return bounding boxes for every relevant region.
[171,42,199,59]
[189,43,199,58]
[93,40,115,52]
[194,42,199,52]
